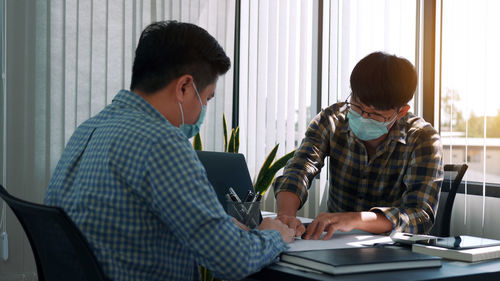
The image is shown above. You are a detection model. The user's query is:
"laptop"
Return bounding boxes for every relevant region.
[196,151,256,212]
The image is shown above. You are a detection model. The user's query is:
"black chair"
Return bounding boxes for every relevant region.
[429,164,468,237]
[0,185,108,281]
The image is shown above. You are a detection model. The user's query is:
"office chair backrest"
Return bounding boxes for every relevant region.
[0,185,108,281]
[429,164,468,237]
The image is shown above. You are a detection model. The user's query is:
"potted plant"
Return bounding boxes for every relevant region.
[194,114,295,196]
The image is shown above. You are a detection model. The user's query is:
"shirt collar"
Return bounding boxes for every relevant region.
[388,118,407,144]
[112,89,169,123]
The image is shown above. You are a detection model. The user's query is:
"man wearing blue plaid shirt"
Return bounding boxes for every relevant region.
[44,21,294,281]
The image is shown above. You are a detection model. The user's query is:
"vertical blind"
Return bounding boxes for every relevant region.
[238,0,419,216]
[1,0,423,225]
[0,1,236,277]
[238,0,315,214]
[5,0,236,196]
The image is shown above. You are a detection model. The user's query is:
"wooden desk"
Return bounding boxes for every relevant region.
[248,253,500,281]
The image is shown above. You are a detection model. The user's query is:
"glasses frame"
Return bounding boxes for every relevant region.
[344,100,399,123]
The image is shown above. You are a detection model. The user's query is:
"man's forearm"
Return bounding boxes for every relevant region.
[356,211,393,234]
[276,191,301,217]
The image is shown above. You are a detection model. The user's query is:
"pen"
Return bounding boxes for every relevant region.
[244,190,255,202]
[228,187,242,202]
[251,193,262,203]
[227,187,251,221]
[244,193,262,228]
[245,193,261,214]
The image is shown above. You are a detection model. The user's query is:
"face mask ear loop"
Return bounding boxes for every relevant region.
[193,82,203,106]
[387,108,401,126]
[178,103,185,126]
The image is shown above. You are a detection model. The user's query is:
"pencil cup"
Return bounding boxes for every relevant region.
[226,200,261,229]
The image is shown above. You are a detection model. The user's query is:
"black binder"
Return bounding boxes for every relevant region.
[281,246,442,275]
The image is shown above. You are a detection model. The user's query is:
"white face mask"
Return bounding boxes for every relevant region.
[179,83,206,138]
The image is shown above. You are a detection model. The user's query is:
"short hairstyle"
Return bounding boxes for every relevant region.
[350,52,417,110]
[130,21,231,93]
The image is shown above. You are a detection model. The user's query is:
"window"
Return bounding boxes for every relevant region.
[439,0,500,184]
[437,0,500,239]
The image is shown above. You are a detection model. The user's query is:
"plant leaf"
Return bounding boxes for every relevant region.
[267,149,296,176]
[255,149,296,195]
[223,114,228,152]
[255,174,276,195]
[254,144,279,190]
[228,128,235,153]
[234,127,240,153]
[193,132,203,151]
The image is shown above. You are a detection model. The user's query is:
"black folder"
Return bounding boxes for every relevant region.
[280,246,442,275]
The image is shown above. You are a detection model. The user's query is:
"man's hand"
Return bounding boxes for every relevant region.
[276,214,306,237]
[258,217,295,243]
[233,217,249,231]
[302,212,360,240]
[302,211,393,240]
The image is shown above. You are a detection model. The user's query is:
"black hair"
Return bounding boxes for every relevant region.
[130,21,231,93]
[350,51,417,110]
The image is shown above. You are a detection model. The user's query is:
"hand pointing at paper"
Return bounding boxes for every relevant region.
[302,211,393,240]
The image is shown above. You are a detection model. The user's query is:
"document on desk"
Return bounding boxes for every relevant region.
[286,230,393,252]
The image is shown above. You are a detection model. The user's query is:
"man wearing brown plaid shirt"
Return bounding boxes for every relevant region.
[274,52,444,240]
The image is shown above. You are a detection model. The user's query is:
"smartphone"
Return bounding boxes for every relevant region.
[390,232,437,245]
[416,235,500,250]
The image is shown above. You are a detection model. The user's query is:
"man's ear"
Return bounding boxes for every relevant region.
[397,104,410,119]
[174,74,194,103]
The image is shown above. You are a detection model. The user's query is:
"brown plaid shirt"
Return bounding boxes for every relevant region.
[274,102,444,234]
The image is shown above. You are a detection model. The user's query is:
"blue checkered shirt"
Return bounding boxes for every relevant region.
[44,90,287,281]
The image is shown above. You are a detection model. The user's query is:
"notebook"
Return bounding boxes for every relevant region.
[280,246,442,275]
[196,151,255,211]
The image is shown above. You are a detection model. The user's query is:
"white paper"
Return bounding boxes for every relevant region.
[261,211,314,224]
[260,211,393,252]
[286,231,393,252]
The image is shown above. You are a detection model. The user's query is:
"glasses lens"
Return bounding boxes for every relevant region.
[348,103,391,122]
[371,112,389,122]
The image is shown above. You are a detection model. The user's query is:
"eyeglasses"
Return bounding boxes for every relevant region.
[344,102,398,123]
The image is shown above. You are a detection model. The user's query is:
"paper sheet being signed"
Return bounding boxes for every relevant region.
[286,230,393,252]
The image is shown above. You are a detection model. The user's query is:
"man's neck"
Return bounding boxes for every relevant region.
[363,135,386,150]
[363,135,386,160]
[133,87,181,126]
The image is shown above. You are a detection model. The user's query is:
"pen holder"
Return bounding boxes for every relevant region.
[226,200,261,229]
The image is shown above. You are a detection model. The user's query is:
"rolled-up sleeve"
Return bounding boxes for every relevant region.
[273,110,332,209]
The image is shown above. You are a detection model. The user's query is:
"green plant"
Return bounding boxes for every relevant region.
[194,114,295,196]
[254,144,296,195]
[223,114,240,153]
[193,132,203,151]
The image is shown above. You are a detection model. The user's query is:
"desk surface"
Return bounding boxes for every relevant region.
[253,212,500,280]
[249,252,500,281]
